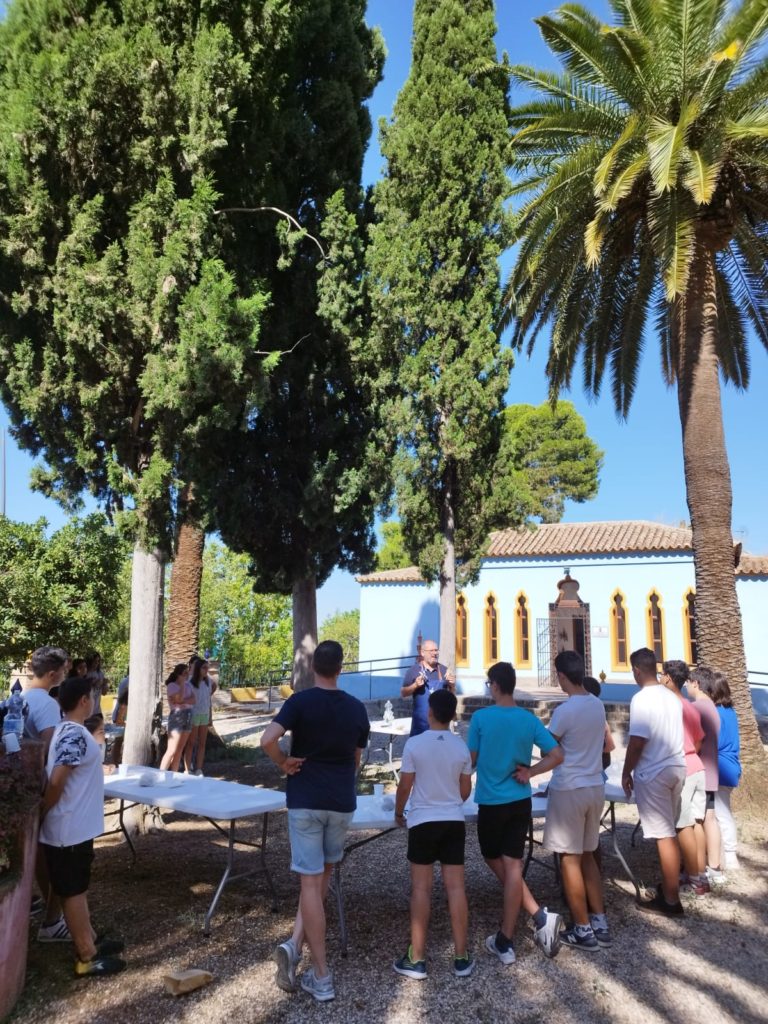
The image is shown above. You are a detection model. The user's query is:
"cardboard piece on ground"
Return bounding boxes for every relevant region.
[163,969,214,996]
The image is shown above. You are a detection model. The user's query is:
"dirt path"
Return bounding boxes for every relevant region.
[13,753,767,1024]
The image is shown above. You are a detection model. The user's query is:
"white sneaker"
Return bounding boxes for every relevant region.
[38,916,71,942]
[533,908,563,958]
[485,932,516,965]
[300,967,335,1002]
[194,769,204,776]
[707,865,727,885]
[274,939,300,992]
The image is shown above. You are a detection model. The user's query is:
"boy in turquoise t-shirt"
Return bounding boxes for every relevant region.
[468,662,564,965]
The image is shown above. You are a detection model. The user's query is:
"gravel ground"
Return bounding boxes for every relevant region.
[11,749,767,1024]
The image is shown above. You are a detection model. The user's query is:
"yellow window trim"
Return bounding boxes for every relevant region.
[483,591,500,669]
[456,593,469,667]
[682,588,696,666]
[514,590,532,670]
[645,588,666,666]
[610,588,631,673]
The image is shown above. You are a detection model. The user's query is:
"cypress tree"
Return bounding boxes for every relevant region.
[369,0,514,673]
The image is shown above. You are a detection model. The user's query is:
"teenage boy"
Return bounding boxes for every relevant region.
[392,689,474,980]
[39,676,125,976]
[261,641,370,1003]
[520,650,610,951]
[468,661,564,966]
[660,660,709,895]
[622,648,686,916]
[21,645,68,942]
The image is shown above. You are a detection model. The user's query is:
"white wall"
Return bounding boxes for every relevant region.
[360,554,767,686]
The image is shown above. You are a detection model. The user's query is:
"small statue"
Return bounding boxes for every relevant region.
[383,699,395,725]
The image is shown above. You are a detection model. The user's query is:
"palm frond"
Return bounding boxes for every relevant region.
[608,0,658,39]
[647,191,696,300]
[717,0,768,64]
[594,114,642,195]
[726,106,768,138]
[647,99,700,193]
[505,65,615,114]
[681,145,723,204]
[655,287,681,387]
[584,210,609,266]
[726,230,768,352]
[712,265,750,388]
[598,152,649,211]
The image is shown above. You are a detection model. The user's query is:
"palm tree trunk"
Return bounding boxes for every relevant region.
[439,467,457,678]
[676,247,767,806]
[164,519,205,677]
[292,575,317,691]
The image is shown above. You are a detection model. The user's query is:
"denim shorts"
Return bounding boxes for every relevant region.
[167,707,192,733]
[287,808,354,875]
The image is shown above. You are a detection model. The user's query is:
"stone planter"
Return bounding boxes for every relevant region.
[0,740,44,1021]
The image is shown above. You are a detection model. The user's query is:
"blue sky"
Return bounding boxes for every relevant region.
[1,0,766,624]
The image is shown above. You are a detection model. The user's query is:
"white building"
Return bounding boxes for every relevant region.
[358,521,768,693]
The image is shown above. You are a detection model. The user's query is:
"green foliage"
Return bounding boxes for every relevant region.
[375,521,411,571]
[198,541,292,685]
[0,514,128,665]
[497,401,603,523]
[199,4,387,596]
[369,0,517,586]
[0,1,304,551]
[319,608,360,664]
[504,0,768,416]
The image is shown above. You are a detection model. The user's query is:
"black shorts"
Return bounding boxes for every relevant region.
[706,791,716,811]
[42,839,95,898]
[477,799,532,860]
[407,820,466,865]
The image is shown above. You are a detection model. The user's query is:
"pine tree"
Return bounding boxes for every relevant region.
[369,0,515,673]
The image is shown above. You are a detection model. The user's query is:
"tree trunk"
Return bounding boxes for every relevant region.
[164,520,205,677]
[122,543,165,831]
[292,575,317,691]
[676,247,767,807]
[439,470,457,679]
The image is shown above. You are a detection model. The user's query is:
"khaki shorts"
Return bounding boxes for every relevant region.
[677,770,706,829]
[543,785,604,854]
[635,765,685,839]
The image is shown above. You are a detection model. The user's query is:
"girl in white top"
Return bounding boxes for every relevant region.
[159,664,195,771]
[183,657,216,776]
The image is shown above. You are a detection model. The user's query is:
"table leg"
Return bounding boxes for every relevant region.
[334,862,348,958]
[260,813,279,912]
[118,799,136,864]
[607,802,642,900]
[204,819,237,937]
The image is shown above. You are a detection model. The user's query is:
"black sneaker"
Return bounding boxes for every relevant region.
[637,885,684,917]
[96,938,125,956]
[561,925,600,952]
[74,954,127,977]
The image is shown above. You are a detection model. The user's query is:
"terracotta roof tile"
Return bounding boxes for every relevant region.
[357,520,766,583]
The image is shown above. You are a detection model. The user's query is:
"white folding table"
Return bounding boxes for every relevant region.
[103,768,286,934]
[365,717,412,781]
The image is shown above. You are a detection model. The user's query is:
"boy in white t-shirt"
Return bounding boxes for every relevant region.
[622,648,686,916]
[39,675,126,977]
[393,689,474,980]
[520,650,610,951]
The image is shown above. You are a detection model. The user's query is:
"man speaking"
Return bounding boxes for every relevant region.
[401,639,455,737]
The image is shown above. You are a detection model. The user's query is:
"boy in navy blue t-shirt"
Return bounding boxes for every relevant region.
[261,641,369,1003]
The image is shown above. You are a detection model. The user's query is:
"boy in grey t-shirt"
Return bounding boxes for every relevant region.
[393,689,473,980]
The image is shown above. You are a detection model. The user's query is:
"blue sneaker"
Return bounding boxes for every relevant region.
[561,925,600,952]
[300,967,335,1002]
[274,939,300,992]
[393,949,427,980]
[453,953,474,977]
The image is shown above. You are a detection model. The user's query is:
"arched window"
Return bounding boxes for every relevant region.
[484,593,499,666]
[456,594,469,666]
[683,589,697,665]
[515,592,531,669]
[610,590,630,671]
[646,590,665,665]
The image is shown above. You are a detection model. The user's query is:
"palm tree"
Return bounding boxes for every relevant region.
[504,0,768,795]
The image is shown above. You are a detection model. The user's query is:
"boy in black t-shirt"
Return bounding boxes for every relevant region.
[261,641,370,1003]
